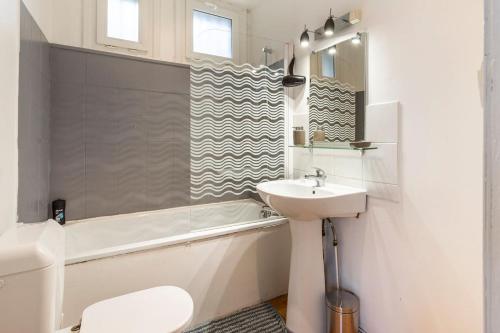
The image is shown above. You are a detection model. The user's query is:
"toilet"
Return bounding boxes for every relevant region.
[0,220,194,333]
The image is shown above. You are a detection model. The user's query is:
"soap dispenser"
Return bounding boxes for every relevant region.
[293,126,306,146]
[313,126,326,142]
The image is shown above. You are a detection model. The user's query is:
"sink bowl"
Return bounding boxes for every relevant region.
[257,179,366,333]
[257,179,367,221]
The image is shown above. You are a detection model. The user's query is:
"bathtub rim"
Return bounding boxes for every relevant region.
[64,198,268,227]
[65,201,288,265]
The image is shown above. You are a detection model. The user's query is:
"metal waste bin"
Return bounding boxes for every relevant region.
[326,289,359,333]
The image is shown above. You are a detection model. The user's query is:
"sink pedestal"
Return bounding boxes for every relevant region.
[256,179,367,333]
[287,218,326,333]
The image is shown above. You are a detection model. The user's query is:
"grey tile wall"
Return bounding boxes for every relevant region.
[50,46,190,220]
[18,3,51,222]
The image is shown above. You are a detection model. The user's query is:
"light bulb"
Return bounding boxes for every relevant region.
[300,29,310,48]
[324,16,335,36]
[352,33,362,45]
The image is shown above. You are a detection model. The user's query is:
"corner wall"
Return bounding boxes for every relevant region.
[18,2,52,223]
[22,0,52,40]
[0,0,20,234]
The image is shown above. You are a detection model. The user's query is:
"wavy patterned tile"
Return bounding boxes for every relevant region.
[309,75,356,142]
[190,60,285,201]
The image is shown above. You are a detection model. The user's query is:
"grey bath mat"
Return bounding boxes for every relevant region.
[185,303,287,333]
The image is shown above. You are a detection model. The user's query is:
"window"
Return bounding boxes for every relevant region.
[107,0,139,42]
[321,53,335,78]
[96,0,151,52]
[192,10,232,59]
[186,0,242,62]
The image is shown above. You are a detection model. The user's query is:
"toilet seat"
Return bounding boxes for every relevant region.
[79,286,193,333]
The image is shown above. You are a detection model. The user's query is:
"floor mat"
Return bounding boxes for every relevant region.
[185,303,287,333]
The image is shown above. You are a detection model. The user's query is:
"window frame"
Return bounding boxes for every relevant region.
[186,0,240,62]
[96,0,152,51]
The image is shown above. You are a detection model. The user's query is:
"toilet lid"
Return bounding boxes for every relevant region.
[80,286,193,333]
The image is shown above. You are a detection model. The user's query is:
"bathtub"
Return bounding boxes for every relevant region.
[62,199,291,328]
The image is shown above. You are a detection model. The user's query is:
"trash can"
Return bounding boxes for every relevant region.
[326,289,360,333]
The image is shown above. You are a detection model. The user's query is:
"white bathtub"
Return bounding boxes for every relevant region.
[62,199,291,327]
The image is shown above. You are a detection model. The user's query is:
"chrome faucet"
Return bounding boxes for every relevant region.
[304,167,327,187]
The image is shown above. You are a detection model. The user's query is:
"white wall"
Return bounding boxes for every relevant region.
[51,0,82,47]
[251,0,484,332]
[0,0,20,235]
[23,0,53,39]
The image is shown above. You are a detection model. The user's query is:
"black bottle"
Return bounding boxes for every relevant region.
[52,199,66,225]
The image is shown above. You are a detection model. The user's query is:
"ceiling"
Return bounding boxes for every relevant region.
[218,0,266,10]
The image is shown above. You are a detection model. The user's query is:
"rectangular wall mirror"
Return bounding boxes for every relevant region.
[309,32,367,143]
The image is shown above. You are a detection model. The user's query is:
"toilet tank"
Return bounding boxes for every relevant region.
[0,220,65,333]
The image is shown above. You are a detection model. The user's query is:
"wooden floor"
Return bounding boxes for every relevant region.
[269,294,288,321]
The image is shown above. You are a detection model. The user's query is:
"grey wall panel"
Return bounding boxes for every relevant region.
[146,140,176,210]
[50,81,86,219]
[85,52,190,94]
[18,2,51,222]
[50,46,190,220]
[51,48,86,84]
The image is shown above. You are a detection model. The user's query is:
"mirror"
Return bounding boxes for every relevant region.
[309,33,367,143]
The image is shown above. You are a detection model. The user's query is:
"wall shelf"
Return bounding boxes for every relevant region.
[289,144,378,151]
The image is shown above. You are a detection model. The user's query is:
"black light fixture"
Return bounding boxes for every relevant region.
[300,26,310,48]
[324,9,335,36]
[299,10,354,47]
[352,32,362,45]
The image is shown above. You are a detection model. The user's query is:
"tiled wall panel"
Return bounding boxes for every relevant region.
[292,101,400,202]
[309,75,356,142]
[18,3,51,222]
[190,60,285,202]
[50,46,190,220]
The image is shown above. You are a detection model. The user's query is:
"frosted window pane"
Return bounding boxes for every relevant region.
[192,10,232,58]
[321,53,335,78]
[107,0,139,42]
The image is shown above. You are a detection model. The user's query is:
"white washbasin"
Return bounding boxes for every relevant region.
[257,179,367,221]
[257,178,367,333]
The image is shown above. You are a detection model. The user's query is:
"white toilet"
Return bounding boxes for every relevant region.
[0,220,194,333]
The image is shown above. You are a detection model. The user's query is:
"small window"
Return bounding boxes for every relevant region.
[96,0,151,52]
[186,0,241,62]
[107,0,139,42]
[321,53,335,78]
[192,10,232,59]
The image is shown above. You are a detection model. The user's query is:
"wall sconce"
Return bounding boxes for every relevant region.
[351,32,362,45]
[300,26,310,48]
[324,9,336,36]
[300,9,356,47]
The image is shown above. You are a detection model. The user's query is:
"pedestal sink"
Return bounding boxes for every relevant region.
[257,179,366,333]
